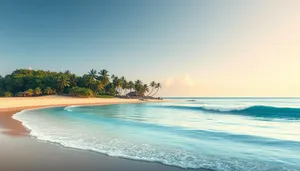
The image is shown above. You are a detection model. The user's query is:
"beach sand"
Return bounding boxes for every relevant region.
[0,95,146,109]
[0,96,209,171]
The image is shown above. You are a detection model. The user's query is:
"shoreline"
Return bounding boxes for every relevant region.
[0,96,212,171]
[0,96,163,136]
[0,95,157,109]
[0,108,30,136]
[0,132,209,171]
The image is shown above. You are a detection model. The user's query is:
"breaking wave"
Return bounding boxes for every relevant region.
[156,105,300,119]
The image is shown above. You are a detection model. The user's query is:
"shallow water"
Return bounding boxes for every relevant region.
[13,98,300,171]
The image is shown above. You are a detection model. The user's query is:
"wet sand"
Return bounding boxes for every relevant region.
[0,108,29,136]
[0,97,210,171]
[0,130,210,171]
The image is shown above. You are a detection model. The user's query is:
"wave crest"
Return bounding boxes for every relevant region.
[159,105,300,119]
[63,105,80,112]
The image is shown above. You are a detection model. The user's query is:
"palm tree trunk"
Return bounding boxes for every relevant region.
[151,88,160,97]
[147,88,154,96]
[58,86,63,94]
[118,87,122,95]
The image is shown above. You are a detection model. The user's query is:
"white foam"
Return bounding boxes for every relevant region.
[11,106,300,171]
[63,105,81,112]
[13,110,205,169]
[200,104,252,112]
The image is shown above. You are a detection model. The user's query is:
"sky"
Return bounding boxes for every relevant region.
[0,0,300,97]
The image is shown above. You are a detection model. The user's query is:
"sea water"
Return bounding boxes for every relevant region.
[13,98,300,171]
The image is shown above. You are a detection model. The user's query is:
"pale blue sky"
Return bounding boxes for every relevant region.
[1,0,300,96]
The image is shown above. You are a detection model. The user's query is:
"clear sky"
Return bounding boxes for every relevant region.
[1,0,300,97]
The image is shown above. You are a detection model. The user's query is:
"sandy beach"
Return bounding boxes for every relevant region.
[0,96,207,171]
[0,95,146,109]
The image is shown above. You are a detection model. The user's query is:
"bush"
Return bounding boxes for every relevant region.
[4,92,13,97]
[44,87,53,95]
[69,87,93,98]
[16,92,23,97]
[34,87,42,96]
[24,89,34,97]
[52,89,57,94]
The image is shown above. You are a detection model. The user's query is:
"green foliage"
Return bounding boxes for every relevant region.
[16,92,23,97]
[84,75,95,89]
[69,87,94,98]
[69,74,77,87]
[0,69,161,98]
[108,87,117,96]
[34,87,42,96]
[57,75,70,94]
[44,87,53,95]
[93,81,104,94]
[0,76,3,96]
[128,81,134,91]
[4,91,13,97]
[88,69,97,79]
[134,80,144,96]
[98,69,110,86]
[24,89,34,97]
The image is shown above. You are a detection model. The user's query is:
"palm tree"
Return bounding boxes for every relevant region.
[113,77,123,95]
[151,83,162,97]
[69,74,77,87]
[122,80,128,95]
[128,81,134,92]
[24,89,34,97]
[44,87,53,95]
[134,80,143,96]
[94,81,104,94]
[17,92,23,97]
[86,75,95,89]
[34,87,42,96]
[98,69,110,86]
[88,69,97,79]
[135,80,142,85]
[57,75,70,94]
[4,92,13,97]
[64,70,71,75]
[134,80,142,90]
[147,81,156,96]
[52,89,57,94]
[142,84,149,96]
[111,74,116,80]
[120,76,126,95]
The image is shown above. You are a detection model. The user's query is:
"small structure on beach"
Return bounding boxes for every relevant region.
[126,91,139,98]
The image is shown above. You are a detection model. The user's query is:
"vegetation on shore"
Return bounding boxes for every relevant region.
[0,69,162,98]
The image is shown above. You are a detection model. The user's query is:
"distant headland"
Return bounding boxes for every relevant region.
[0,69,162,99]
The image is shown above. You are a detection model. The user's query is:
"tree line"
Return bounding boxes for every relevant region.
[0,69,162,98]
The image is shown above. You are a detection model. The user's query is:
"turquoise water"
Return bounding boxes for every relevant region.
[13,98,300,171]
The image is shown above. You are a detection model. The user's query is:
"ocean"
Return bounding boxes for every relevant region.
[13,98,300,171]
